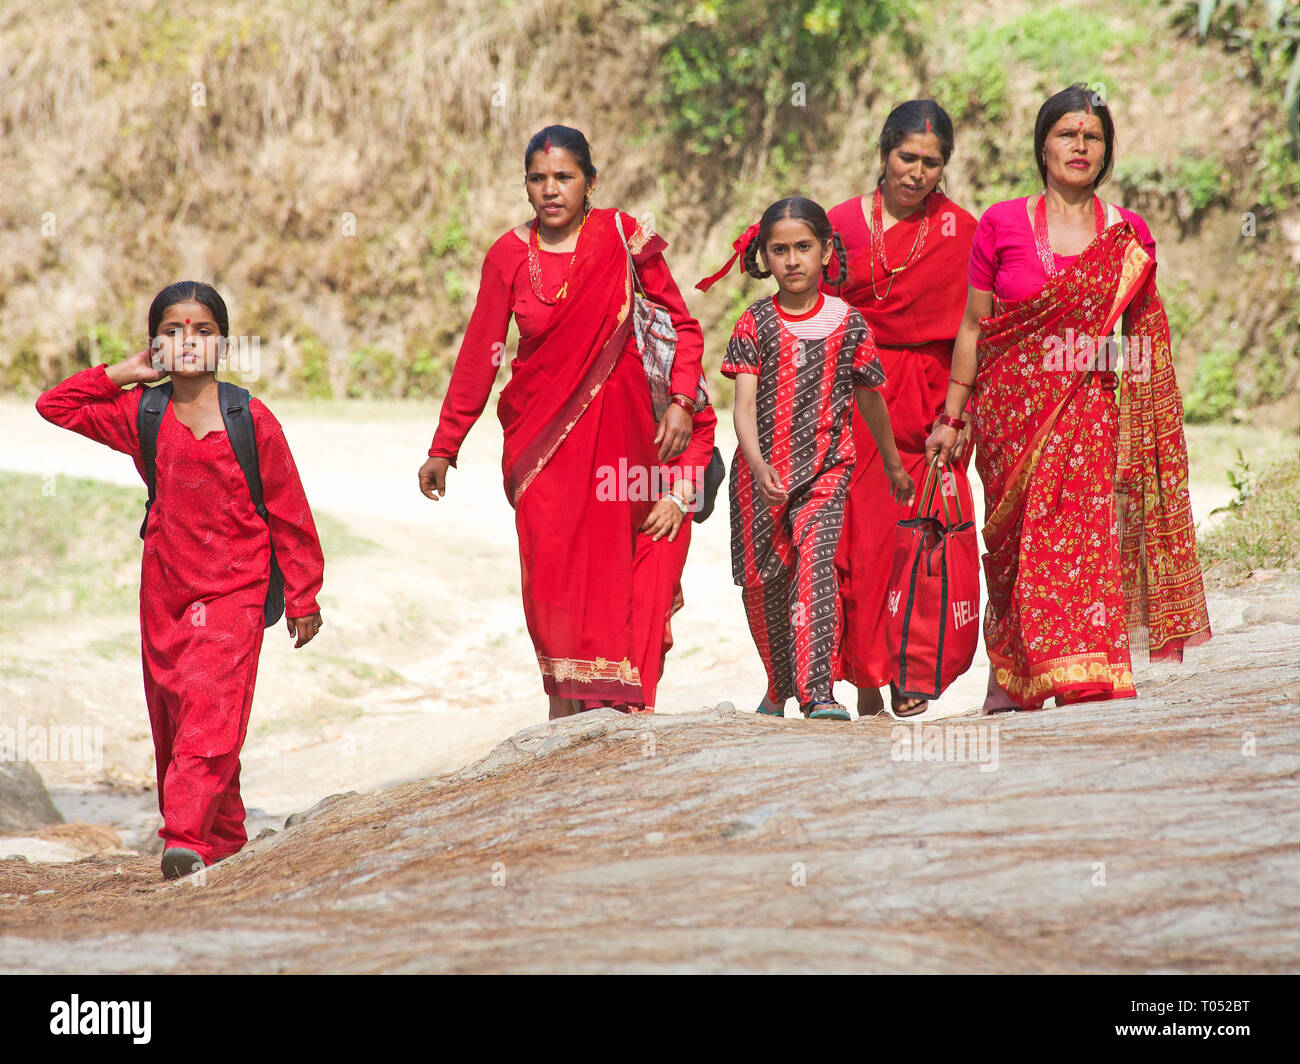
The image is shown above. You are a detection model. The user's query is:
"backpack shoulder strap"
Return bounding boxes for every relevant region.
[218,381,266,518]
[136,381,173,539]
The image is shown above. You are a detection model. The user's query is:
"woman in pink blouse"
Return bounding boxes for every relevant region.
[926,84,1210,713]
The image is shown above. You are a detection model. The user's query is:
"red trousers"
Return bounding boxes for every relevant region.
[143,612,264,865]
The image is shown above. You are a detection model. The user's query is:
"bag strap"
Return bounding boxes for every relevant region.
[613,213,647,298]
[912,455,960,526]
[136,381,173,539]
[217,381,268,521]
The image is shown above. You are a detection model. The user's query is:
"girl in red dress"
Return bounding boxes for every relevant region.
[36,282,325,879]
[419,126,705,718]
[824,100,979,718]
[701,198,914,720]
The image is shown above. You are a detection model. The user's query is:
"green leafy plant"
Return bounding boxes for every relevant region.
[1187,0,1300,160]
[1209,447,1256,515]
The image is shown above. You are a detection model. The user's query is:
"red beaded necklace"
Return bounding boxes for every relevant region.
[868,187,930,301]
[1033,193,1107,277]
[528,212,585,305]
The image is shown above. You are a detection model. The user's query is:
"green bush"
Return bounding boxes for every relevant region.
[1183,342,1240,422]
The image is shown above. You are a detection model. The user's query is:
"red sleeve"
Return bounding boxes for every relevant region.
[720,309,760,378]
[967,207,999,292]
[428,246,514,464]
[251,399,324,618]
[627,215,704,400]
[35,364,143,470]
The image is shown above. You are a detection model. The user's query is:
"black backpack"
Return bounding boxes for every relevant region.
[136,381,285,628]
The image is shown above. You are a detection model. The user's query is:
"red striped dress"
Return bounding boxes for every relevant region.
[722,293,885,707]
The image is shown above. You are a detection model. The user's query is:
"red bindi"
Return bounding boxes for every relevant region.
[185,318,190,324]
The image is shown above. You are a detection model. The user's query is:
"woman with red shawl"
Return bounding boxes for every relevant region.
[926,85,1211,713]
[824,100,978,718]
[418,126,706,719]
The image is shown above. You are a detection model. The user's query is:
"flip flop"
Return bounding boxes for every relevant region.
[890,684,929,718]
[806,702,850,721]
[756,702,785,718]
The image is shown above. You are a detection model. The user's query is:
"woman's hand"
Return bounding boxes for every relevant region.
[754,462,788,507]
[287,611,323,649]
[640,496,686,542]
[419,456,450,500]
[925,423,960,469]
[106,348,166,388]
[655,401,692,462]
[950,420,973,461]
[884,463,916,506]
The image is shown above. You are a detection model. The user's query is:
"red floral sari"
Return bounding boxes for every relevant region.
[973,222,1211,710]
[499,208,661,703]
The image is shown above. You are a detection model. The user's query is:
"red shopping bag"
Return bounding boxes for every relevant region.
[886,459,981,700]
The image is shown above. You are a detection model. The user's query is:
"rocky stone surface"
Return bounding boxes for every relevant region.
[0,599,1296,973]
[0,756,63,836]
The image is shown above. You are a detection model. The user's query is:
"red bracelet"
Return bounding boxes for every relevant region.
[935,412,965,429]
[949,375,975,388]
[668,394,694,414]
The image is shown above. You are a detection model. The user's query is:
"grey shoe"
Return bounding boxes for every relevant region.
[161,847,205,880]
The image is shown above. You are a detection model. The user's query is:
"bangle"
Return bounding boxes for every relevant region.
[936,412,965,429]
[949,375,974,388]
[668,394,694,414]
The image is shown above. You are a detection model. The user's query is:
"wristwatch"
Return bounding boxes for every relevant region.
[667,492,690,514]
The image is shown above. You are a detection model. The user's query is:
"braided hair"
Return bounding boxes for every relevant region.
[743,197,847,287]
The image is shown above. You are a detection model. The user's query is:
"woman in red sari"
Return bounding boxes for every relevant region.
[825,100,978,718]
[926,84,1211,713]
[418,126,705,719]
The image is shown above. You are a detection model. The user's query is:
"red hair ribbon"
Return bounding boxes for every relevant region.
[695,221,762,291]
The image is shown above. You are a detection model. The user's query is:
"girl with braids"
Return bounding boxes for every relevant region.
[37,282,325,879]
[699,197,913,720]
[823,99,979,719]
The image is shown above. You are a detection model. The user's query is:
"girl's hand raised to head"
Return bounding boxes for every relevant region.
[884,464,917,506]
[287,611,323,649]
[105,348,167,388]
[755,462,788,507]
[419,456,450,500]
